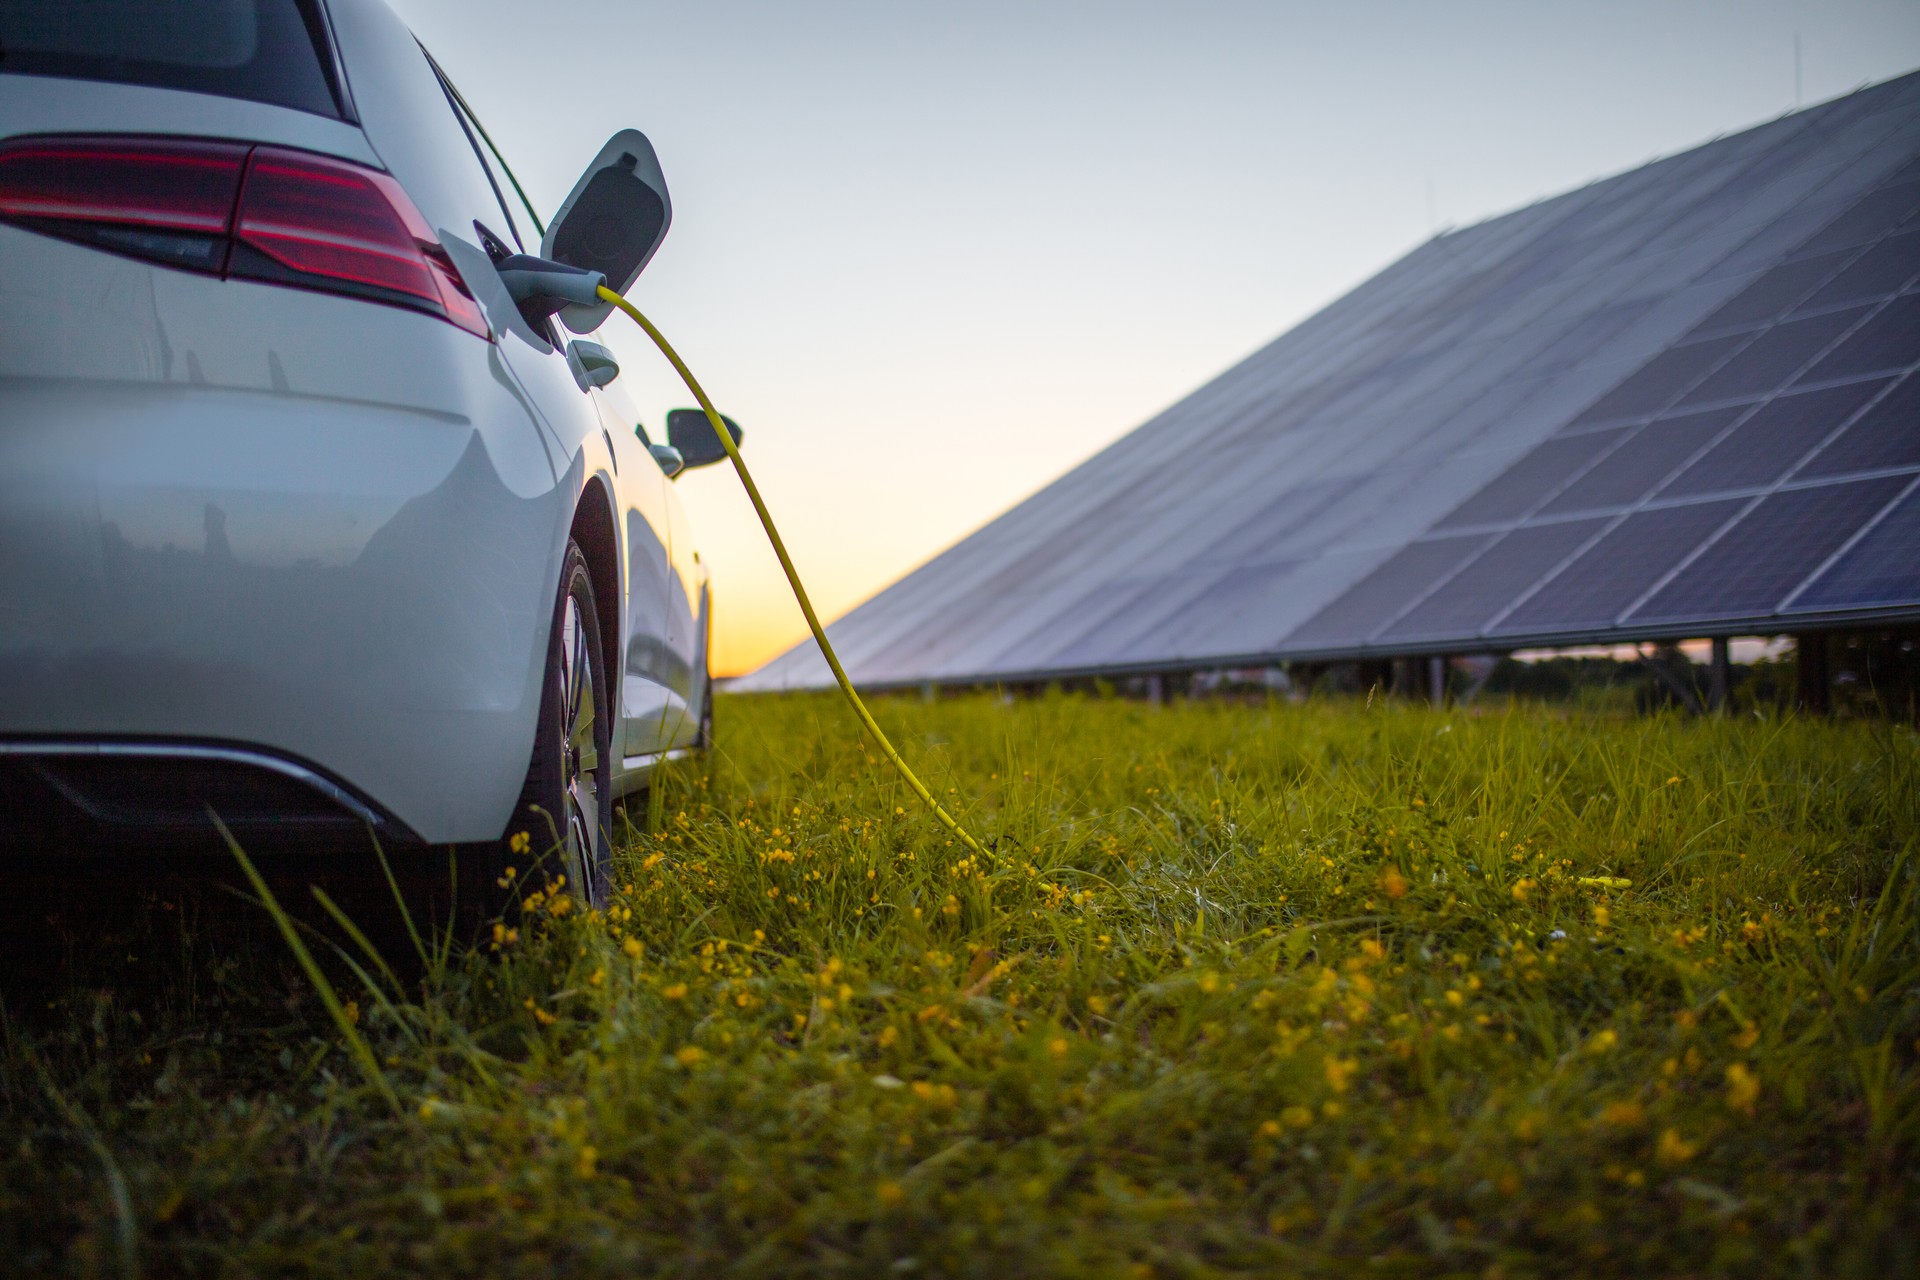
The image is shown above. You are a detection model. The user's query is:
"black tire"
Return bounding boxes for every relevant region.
[491,540,614,916]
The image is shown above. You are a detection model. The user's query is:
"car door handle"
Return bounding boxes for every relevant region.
[565,340,620,390]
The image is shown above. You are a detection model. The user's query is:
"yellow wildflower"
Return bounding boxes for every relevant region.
[622,937,643,959]
[1598,1100,1644,1128]
[1656,1128,1699,1165]
[509,830,530,854]
[1586,1029,1618,1055]
[662,983,688,1000]
[1282,1105,1314,1129]
[675,1045,706,1066]
[1725,1063,1760,1114]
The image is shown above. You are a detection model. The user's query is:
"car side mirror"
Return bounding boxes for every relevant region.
[543,129,671,333]
[666,408,744,469]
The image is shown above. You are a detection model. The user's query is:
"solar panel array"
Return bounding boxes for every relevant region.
[742,74,1920,691]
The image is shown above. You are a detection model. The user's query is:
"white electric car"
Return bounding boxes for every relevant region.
[0,0,730,909]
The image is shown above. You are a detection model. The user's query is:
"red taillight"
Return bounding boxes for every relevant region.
[0,137,245,231]
[0,134,489,339]
[232,148,487,337]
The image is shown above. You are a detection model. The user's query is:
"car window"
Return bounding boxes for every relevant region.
[0,0,348,120]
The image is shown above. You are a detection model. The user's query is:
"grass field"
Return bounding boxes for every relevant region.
[3,692,1917,1277]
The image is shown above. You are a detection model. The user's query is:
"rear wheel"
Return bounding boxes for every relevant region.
[494,541,613,915]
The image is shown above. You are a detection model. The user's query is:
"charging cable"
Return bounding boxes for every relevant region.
[593,285,991,861]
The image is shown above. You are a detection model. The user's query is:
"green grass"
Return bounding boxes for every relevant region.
[3,693,1918,1277]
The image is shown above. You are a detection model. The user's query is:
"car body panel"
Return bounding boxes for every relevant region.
[588,378,687,759]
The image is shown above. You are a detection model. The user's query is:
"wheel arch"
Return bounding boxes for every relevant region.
[569,477,622,717]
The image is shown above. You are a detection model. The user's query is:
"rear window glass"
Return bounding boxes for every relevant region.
[0,0,347,120]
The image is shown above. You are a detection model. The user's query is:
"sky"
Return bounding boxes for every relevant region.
[391,0,1920,677]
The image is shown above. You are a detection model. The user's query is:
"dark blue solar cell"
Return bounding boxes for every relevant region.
[1283,536,1493,648]
[1794,230,1920,312]
[1494,500,1746,632]
[1799,375,1920,477]
[1434,431,1628,529]
[1661,380,1886,496]
[1678,306,1869,406]
[1691,251,1851,334]
[1798,294,1920,383]
[1630,476,1910,621]
[1380,519,1610,641]
[1793,180,1920,255]
[1789,487,1920,610]
[1541,407,1745,513]
[1571,332,1753,426]
[1880,155,1920,189]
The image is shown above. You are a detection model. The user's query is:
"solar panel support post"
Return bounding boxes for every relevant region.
[1794,633,1831,715]
[1390,657,1421,700]
[1428,655,1448,706]
[1642,643,1707,715]
[1708,638,1731,714]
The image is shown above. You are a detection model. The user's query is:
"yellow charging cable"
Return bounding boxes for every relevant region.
[597,284,990,861]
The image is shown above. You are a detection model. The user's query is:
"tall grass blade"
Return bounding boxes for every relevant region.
[215,815,401,1116]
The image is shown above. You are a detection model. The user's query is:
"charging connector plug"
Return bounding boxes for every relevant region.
[495,254,610,332]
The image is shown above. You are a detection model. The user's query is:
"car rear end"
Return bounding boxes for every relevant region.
[0,0,570,855]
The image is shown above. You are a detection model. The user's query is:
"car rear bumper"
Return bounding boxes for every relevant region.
[0,375,570,844]
[0,196,591,846]
[0,370,577,844]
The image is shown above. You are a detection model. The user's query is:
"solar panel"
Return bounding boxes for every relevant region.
[1494,500,1747,633]
[1798,294,1920,383]
[1433,431,1627,528]
[1794,229,1920,312]
[1691,250,1852,334]
[1659,380,1888,496]
[1282,535,1492,649]
[1789,485,1920,611]
[1793,178,1920,255]
[1676,306,1869,406]
[1569,332,1753,426]
[1380,518,1610,641]
[1539,406,1745,513]
[1630,476,1911,621]
[1798,375,1920,477]
[739,76,1920,693]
